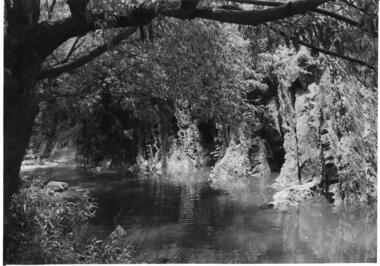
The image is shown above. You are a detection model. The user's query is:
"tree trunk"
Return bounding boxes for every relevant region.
[4,68,40,220]
[4,2,48,221]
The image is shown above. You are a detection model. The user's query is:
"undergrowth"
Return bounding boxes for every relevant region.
[4,176,134,264]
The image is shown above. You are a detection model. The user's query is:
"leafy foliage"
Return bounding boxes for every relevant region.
[321,68,377,205]
[244,0,377,86]
[78,236,134,263]
[36,18,268,165]
[70,19,261,123]
[5,177,97,264]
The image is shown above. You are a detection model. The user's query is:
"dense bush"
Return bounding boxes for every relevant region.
[4,177,98,263]
[5,175,137,264]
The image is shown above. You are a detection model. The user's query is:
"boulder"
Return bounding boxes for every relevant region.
[45,181,69,192]
[109,225,127,239]
[271,180,319,210]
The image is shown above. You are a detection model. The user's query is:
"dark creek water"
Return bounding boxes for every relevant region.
[34,167,376,263]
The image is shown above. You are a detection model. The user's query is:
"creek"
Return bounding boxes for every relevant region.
[31,167,376,263]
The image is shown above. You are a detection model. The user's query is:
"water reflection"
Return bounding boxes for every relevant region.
[31,167,376,263]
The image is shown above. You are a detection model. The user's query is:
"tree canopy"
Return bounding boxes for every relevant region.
[6,0,377,83]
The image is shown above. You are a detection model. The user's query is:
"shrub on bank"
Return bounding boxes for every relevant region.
[5,177,97,263]
[5,176,133,264]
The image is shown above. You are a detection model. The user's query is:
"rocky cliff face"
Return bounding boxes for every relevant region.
[137,102,213,177]
[259,47,376,208]
[209,124,270,192]
[27,98,218,175]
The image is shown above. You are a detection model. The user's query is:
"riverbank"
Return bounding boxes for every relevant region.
[4,168,136,264]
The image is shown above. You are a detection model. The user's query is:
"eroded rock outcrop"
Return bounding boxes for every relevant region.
[261,47,376,208]
[137,102,214,177]
[209,124,270,192]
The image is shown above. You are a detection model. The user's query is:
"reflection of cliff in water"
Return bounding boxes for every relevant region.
[206,198,376,263]
[281,198,377,263]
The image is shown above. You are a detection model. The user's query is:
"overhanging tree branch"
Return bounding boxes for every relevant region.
[164,0,329,25]
[39,27,138,80]
[32,0,330,79]
[37,0,329,58]
[298,40,377,72]
[267,25,377,72]
[339,0,373,17]
[224,0,377,37]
